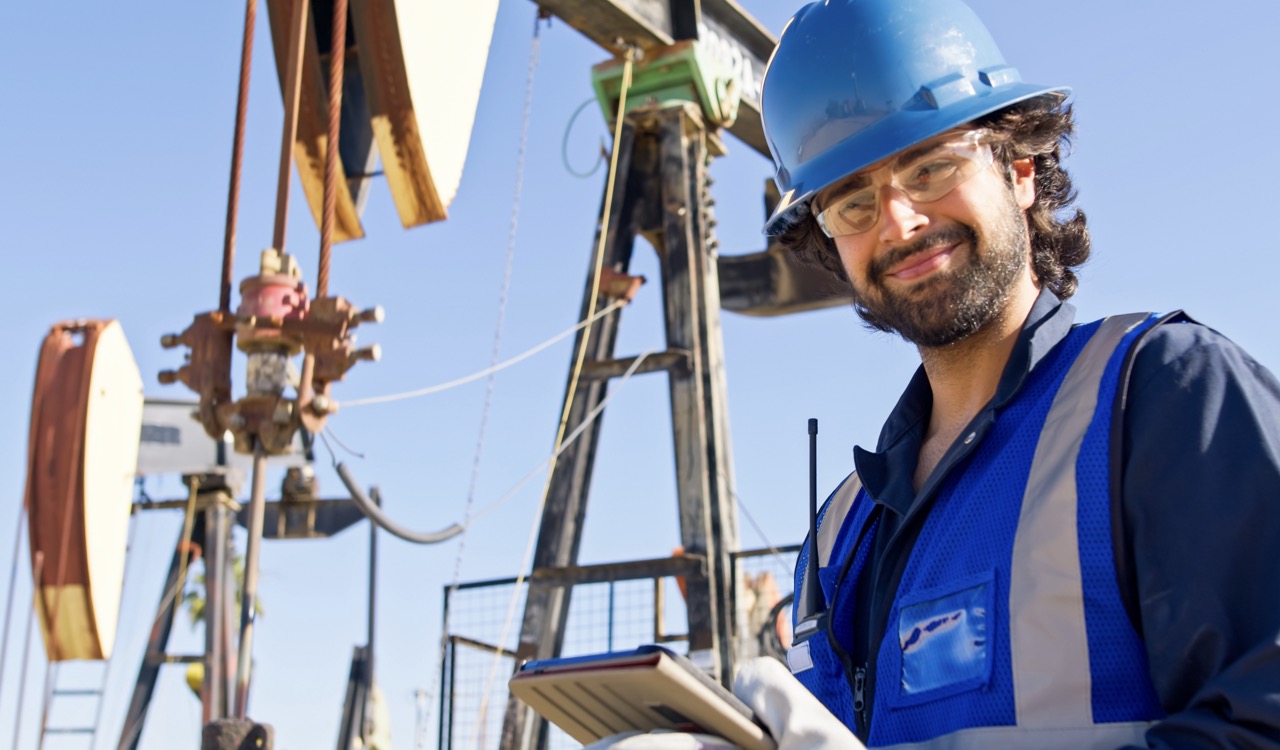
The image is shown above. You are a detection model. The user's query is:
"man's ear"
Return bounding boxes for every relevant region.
[1011,157,1036,210]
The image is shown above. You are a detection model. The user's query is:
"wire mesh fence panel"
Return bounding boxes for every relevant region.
[439,579,525,750]
[559,579,688,658]
[441,546,797,748]
[441,636,516,750]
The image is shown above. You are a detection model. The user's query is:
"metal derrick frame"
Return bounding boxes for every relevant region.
[117,475,239,750]
[500,102,740,749]
[115,470,378,750]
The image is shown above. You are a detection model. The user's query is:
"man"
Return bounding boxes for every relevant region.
[754,0,1280,748]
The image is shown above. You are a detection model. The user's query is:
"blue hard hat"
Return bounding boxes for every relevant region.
[760,0,1068,235]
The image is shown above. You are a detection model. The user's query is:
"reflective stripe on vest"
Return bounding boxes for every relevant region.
[878,721,1151,750]
[818,474,863,569]
[1009,312,1148,726]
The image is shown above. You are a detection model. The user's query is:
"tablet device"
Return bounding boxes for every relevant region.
[508,645,776,749]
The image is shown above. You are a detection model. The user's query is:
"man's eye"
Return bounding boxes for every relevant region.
[907,158,960,188]
[837,191,876,214]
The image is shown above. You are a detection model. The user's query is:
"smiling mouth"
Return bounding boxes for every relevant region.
[886,242,963,282]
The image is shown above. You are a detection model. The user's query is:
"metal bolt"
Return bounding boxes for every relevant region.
[272,401,294,424]
[352,344,382,363]
[311,395,332,415]
[160,333,182,349]
[356,306,385,325]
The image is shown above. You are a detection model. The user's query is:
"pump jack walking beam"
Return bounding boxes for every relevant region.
[500,102,739,750]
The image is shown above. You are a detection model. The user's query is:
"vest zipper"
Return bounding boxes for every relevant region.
[852,666,868,736]
[826,506,881,740]
[857,417,991,743]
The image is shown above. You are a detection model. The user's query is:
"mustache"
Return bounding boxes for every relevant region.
[869,225,977,282]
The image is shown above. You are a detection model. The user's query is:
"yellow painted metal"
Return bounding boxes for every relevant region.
[350,0,500,228]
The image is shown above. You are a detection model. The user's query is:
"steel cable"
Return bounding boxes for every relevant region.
[13,552,43,750]
[270,0,309,253]
[218,0,257,313]
[0,503,27,718]
[470,48,638,745]
[339,299,625,407]
[438,13,545,729]
[88,508,140,750]
[317,0,349,298]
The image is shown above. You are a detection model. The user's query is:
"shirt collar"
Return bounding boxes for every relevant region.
[853,288,1077,514]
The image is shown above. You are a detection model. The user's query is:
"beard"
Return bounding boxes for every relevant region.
[849,190,1030,348]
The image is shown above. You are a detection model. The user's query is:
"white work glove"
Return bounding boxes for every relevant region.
[581,658,864,750]
[732,657,866,750]
[582,730,739,749]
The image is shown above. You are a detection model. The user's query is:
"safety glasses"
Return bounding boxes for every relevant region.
[815,130,997,238]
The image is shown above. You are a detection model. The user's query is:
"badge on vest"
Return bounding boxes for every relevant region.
[891,571,994,706]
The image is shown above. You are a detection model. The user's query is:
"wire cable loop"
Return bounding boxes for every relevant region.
[340,298,626,407]
[562,97,606,178]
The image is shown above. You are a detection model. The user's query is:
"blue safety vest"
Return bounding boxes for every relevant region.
[789,314,1168,749]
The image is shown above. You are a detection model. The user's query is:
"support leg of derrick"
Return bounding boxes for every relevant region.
[656,104,738,683]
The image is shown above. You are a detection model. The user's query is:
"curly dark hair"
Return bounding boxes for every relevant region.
[775,95,1089,299]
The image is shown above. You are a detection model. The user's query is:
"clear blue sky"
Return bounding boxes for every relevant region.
[2,1,1277,748]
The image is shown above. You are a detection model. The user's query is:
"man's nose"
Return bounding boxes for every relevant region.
[877,186,928,243]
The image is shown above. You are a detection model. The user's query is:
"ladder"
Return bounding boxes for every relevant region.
[39,661,110,748]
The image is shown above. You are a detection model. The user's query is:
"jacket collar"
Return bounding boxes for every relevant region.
[853,288,1077,515]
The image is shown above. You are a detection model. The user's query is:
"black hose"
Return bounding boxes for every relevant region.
[759,593,795,660]
[336,463,463,545]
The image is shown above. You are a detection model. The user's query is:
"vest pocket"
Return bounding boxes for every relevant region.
[886,570,995,708]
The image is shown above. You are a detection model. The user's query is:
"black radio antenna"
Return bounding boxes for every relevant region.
[803,418,823,617]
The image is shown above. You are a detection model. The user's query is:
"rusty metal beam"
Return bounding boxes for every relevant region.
[527,553,706,585]
[717,243,851,317]
[579,349,691,381]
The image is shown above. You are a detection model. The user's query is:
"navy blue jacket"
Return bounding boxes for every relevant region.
[845,290,1280,748]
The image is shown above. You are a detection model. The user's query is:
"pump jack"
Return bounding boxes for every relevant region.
[114,1,848,747]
